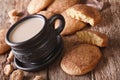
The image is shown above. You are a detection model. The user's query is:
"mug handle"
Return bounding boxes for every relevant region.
[49,14,65,35]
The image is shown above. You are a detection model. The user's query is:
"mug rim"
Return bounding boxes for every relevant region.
[5,14,47,47]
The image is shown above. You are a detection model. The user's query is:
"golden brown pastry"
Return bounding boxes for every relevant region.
[37,11,55,19]
[76,30,108,47]
[55,11,86,35]
[66,4,101,26]
[47,0,80,13]
[0,29,10,54]
[61,44,102,75]
[27,0,54,14]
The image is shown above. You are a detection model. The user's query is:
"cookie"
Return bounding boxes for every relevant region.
[47,0,80,13]
[76,30,108,47]
[61,44,102,75]
[0,29,10,54]
[10,69,23,80]
[27,0,53,14]
[37,11,54,19]
[55,11,86,35]
[66,4,101,26]
[8,9,24,18]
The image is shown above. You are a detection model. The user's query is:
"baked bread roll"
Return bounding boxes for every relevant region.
[76,30,108,47]
[37,11,55,19]
[47,0,80,13]
[56,11,86,35]
[27,0,53,14]
[61,44,102,75]
[66,4,101,26]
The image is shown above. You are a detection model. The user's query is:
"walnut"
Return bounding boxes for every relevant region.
[4,64,14,76]
[8,9,24,24]
[7,50,14,63]
[33,76,44,80]
[8,9,19,18]
[9,16,20,24]
[10,69,24,80]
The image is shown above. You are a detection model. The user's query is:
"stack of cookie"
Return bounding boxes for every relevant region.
[6,0,108,76]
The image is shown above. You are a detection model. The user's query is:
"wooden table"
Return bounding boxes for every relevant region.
[0,0,120,80]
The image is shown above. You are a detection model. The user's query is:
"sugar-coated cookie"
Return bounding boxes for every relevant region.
[76,30,108,47]
[27,0,53,14]
[47,0,80,13]
[37,11,54,19]
[55,11,86,35]
[61,44,102,75]
[66,4,101,26]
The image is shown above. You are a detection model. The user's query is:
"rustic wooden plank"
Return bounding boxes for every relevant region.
[0,0,48,80]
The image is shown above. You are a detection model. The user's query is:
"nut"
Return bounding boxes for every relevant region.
[9,16,20,24]
[10,69,24,80]
[33,76,44,80]
[8,9,19,18]
[4,64,14,76]
[7,50,14,63]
